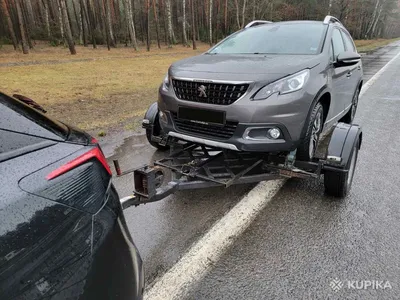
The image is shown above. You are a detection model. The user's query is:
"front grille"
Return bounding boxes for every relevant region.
[172,79,249,105]
[172,113,238,139]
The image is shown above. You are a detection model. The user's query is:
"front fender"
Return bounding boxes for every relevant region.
[142,102,158,129]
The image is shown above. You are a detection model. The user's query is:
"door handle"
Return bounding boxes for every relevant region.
[357,66,361,70]
[346,72,352,78]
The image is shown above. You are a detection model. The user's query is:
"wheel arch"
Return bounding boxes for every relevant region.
[300,86,331,140]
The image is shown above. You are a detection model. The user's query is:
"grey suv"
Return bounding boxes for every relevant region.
[154,16,362,160]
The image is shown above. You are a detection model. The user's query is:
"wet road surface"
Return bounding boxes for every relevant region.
[106,41,400,290]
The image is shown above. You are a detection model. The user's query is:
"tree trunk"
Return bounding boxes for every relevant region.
[234,0,240,29]
[152,0,161,49]
[365,0,380,38]
[72,0,83,44]
[241,0,247,28]
[1,0,19,50]
[166,0,175,46]
[85,0,97,48]
[15,0,29,54]
[80,0,89,46]
[24,0,35,27]
[58,0,65,41]
[224,0,228,34]
[209,0,213,46]
[146,0,151,51]
[182,0,188,46]
[104,0,116,47]
[252,0,256,20]
[43,0,51,38]
[124,0,138,49]
[60,0,77,54]
[161,0,168,45]
[191,0,196,49]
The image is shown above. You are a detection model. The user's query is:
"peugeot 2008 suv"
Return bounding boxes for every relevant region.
[156,16,363,160]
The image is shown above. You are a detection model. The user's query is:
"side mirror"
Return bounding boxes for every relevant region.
[335,51,361,67]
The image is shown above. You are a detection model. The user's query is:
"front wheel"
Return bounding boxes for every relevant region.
[324,139,359,198]
[297,102,324,161]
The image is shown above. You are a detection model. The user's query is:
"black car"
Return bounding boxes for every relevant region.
[0,92,144,299]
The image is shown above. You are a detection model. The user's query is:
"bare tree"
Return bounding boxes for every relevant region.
[153,0,161,48]
[124,0,138,49]
[15,0,29,54]
[43,0,51,38]
[166,0,176,46]
[57,0,65,41]
[104,0,116,47]
[209,0,213,45]
[1,0,19,50]
[146,0,151,51]
[192,0,197,49]
[182,0,189,46]
[60,0,77,54]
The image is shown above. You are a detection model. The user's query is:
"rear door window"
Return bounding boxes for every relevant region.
[0,93,68,141]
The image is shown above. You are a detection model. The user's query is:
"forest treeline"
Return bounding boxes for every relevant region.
[1,0,400,54]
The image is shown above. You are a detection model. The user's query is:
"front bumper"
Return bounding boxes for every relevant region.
[160,111,298,152]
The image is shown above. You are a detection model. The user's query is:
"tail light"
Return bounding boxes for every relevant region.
[47,147,112,180]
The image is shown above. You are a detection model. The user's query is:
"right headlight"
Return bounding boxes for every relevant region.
[253,69,310,101]
[162,72,170,91]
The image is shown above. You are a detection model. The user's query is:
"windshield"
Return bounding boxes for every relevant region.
[209,23,326,55]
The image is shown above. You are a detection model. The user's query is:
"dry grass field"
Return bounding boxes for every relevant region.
[1,39,398,134]
[1,43,209,133]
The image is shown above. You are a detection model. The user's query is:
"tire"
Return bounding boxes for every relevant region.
[341,88,359,124]
[146,114,169,151]
[324,139,359,198]
[297,102,324,161]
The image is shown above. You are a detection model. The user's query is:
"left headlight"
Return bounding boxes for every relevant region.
[253,69,310,101]
[162,73,170,91]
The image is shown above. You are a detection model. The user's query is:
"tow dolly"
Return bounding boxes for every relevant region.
[117,121,362,210]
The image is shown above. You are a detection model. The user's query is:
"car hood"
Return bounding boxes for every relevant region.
[170,54,321,82]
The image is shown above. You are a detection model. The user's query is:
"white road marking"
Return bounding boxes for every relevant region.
[359,48,400,98]
[145,45,400,300]
[145,180,286,300]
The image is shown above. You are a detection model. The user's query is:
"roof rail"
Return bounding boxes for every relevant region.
[245,20,272,29]
[323,15,342,26]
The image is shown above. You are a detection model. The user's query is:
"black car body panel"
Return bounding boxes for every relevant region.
[0,93,144,299]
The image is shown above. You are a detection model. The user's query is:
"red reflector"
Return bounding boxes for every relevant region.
[46,148,112,180]
[91,137,99,144]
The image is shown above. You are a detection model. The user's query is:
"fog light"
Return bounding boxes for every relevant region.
[268,128,281,139]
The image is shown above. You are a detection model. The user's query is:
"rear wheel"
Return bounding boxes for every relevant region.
[146,114,169,151]
[341,88,359,124]
[297,103,324,161]
[324,139,359,198]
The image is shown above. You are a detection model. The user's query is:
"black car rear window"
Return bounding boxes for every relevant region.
[0,93,68,141]
[209,23,327,55]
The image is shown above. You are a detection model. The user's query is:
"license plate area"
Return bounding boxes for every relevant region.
[178,107,226,126]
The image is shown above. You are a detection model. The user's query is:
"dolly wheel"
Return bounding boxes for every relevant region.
[324,139,359,198]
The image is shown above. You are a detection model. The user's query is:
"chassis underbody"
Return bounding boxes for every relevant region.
[117,122,362,209]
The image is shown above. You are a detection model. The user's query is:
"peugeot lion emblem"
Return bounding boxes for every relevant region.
[198,85,207,98]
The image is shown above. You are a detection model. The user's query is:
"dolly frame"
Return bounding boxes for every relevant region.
[118,122,362,209]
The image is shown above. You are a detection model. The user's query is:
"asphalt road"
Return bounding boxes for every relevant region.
[183,43,400,299]
[106,41,400,293]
